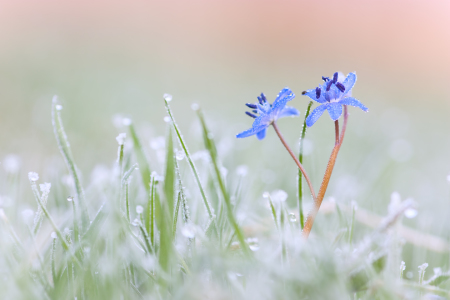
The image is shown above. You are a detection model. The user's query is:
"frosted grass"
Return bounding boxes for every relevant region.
[0,96,449,299]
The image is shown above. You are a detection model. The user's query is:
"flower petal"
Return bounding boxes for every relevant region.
[338,97,369,112]
[270,87,295,117]
[278,106,300,119]
[326,103,343,121]
[302,88,327,103]
[306,104,327,127]
[236,124,268,139]
[256,128,267,140]
[342,72,356,96]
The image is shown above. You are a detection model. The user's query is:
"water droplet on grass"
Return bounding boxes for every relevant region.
[236,165,248,177]
[116,133,126,145]
[404,208,418,218]
[122,118,132,126]
[191,103,199,111]
[55,105,63,111]
[51,232,58,239]
[28,172,39,182]
[164,116,171,123]
[289,213,297,222]
[271,190,288,202]
[67,196,73,202]
[181,224,196,238]
[176,150,185,160]
[136,205,143,214]
[163,93,173,101]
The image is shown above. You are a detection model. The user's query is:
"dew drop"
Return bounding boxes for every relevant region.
[404,208,418,219]
[181,224,196,238]
[122,118,132,126]
[236,165,248,177]
[56,105,63,111]
[51,232,58,239]
[136,205,143,214]
[176,150,185,161]
[67,196,73,202]
[246,237,259,251]
[163,93,173,102]
[163,116,171,123]
[289,213,297,222]
[116,133,126,145]
[131,218,140,227]
[271,190,288,202]
[28,172,39,182]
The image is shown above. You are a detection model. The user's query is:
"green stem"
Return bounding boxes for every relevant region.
[298,101,313,229]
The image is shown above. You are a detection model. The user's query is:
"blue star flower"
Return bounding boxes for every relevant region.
[302,72,368,127]
[236,87,299,140]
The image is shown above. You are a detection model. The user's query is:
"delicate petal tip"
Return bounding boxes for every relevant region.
[305,104,328,127]
[236,124,268,139]
[343,72,357,93]
[338,97,368,112]
[302,89,326,103]
[256,128,266,140]
[278,106,300,119]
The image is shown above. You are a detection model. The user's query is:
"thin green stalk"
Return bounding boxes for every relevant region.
[32,188,81,267]
[164,101,216,224]
[146,175,156,245]
[172,192,182,239]
[51,97,89,230]
[164,126,175,221]
[298,101,313,229]
[348,203,356,245]
[266,194,279,230]
[196,109,250,256]
[122,163,138,222]
[128,123,152,192]
[51,237,57,286]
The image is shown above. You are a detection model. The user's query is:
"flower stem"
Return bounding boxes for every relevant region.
[272,122,316,201]
[302,106,349,239]
[334,120,340,145]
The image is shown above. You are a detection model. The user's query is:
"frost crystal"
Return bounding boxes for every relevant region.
[163,116,171,123]
[51,232,58,239]
[116,133,126,145]
[28,172,39,182]
[55,105,63,111]
[39,182,51,194]
[136,205,143,214]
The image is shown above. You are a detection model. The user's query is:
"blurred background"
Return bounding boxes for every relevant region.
[0,0,449,244]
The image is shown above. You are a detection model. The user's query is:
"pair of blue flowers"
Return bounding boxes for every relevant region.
[236,72,368,140]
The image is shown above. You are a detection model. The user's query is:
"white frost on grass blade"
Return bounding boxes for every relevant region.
[28,172,39,182]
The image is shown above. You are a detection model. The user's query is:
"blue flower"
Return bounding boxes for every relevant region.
[236,87,299,140]
[302,72,368,127]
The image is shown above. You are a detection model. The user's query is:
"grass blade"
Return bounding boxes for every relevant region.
[146,174,156,245]
[164,100,216,223]
[196,109,250,256]
[298,101,313,229]
[164,126,175,222]
[128,123,152,192]
[172,192,181,239]
[51,96,90,230]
